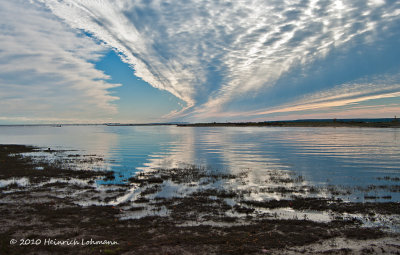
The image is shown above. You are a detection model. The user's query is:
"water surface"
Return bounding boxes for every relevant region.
[1,125,399,201]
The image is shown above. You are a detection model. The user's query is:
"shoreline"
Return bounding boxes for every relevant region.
[177,120,400,128]
[1,145,399,254]
[1,118,399,128]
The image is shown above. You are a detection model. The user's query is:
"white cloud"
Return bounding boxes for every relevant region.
[5,0,400,122]
[190,74,400,120]
[0,0,119,123]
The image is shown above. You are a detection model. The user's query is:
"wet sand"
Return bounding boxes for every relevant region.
[1,145,399,254]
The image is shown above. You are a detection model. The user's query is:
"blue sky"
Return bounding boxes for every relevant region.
[95,51,184,122]
[0,0,400,124]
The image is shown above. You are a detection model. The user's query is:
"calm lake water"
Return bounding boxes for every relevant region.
[1,125,399,201]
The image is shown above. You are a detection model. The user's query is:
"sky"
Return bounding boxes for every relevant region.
[0,0,400,124]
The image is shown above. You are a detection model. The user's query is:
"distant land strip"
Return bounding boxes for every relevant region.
[1,119,399,128]
[177,118,400,128]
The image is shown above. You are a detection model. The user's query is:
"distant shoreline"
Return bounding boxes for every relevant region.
[177,119,400,128]
[1,118,399,128]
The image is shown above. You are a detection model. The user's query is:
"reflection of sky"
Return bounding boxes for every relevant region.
[0,126,118,155]
[103,126,400,201]
[140,126,400,201]
[1,126,399,199]
[0,126,119,171]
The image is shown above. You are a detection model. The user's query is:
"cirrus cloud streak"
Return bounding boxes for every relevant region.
[6,0,400,122]
[0,0,120,123]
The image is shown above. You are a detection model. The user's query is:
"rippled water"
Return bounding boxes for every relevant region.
[1,125,399,201]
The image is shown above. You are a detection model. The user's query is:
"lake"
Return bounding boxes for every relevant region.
[1,125,399,202]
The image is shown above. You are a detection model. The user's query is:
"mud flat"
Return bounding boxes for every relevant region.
[1,145,399,254]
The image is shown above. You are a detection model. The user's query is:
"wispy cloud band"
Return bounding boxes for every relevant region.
[0,0,120,123]
[34,0,400,120]
[3,0,400,122]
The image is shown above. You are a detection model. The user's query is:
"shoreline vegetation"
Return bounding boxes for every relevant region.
[177,118,400,128]
[1,145,399,254]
